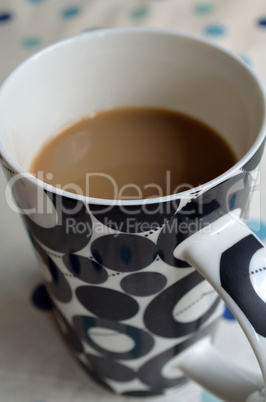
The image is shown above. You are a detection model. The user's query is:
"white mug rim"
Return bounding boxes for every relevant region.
[0,26,266,206]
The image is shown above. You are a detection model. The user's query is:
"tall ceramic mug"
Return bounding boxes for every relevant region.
[0,28,266,402]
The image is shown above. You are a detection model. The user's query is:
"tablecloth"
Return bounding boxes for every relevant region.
[0,1,266,401]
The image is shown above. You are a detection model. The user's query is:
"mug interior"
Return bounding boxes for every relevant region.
[0,28,265,199]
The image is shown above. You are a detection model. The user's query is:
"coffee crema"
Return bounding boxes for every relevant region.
[30,107,237,199]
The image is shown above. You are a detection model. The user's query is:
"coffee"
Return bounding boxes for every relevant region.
[30,107,237,199]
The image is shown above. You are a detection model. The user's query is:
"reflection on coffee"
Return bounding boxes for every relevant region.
[30,107,237,199]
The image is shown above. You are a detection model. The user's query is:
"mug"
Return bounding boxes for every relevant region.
[0,28,266,402]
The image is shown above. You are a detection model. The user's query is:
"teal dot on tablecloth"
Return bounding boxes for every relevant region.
[239,54,252,66]
[204,23,226,36]
[229,193,237,210]
[129,6,148,19]
[28,0,45,3]
[28,229,36,247]
[83,26,103,32]
[247,219,266,241]
[21,36,41,48]
[0,12,12,23]
[194,3,213,14]
[201,389,223,402]
[257,17,266,27]
[31,283,53,311]
[61,5,81,19]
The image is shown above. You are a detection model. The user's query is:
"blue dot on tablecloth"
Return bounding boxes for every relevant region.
[223,305,236,321]
[257,17,266,27]
[247,219,266,241]
[31,283,53,311]
[204,23,226,36]
[201,389,223,402]
[0,12,13,23]
[194,3,213,14]
[61,5,81,19]
[129,6,148,19]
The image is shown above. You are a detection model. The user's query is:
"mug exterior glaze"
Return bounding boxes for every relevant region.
[0,28,266,401]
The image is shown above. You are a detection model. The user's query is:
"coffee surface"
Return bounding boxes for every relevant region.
[30,107,237,199]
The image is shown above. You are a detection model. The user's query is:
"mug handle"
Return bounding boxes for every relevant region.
[175,212,266,402]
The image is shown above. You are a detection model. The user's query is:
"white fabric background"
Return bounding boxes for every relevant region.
[0,1,266,401]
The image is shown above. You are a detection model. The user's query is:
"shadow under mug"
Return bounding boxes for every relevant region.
[0,28,266,401]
